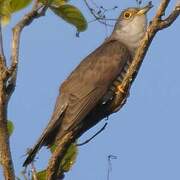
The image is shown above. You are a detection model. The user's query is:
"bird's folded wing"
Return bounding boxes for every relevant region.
[60,85,106,132]
[35,95,69,146]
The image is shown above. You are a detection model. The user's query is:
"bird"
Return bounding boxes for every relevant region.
[23,3,152,167]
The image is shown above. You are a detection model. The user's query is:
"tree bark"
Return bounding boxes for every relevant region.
[0,1,48,179]
[0,17,15,179]
[0,64,15,180]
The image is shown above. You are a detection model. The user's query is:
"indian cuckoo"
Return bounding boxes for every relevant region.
[23,3,152,166]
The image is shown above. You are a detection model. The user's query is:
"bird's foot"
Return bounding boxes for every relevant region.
[116,85,125,94]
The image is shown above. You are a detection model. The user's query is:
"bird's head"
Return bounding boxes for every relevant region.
[112,2,153,55]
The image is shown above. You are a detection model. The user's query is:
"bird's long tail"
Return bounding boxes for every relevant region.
[23,98,68,167]
[23,138,44,167]
[23,120,64,167]
[23,121,64,167]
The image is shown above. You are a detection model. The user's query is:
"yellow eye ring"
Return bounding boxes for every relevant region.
[124,12,132,19]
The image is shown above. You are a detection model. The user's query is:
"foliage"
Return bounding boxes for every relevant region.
[39,0,68,6]
[0,0,32,25]
[50,4,87,32]
[34,170,47,180]
[0,0,87,32]
[7,0,32,13]
[7,120,14,136]
[40,0,87,32]
[50,143,78,172]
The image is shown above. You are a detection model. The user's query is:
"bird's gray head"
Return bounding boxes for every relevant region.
[111,3,153,55]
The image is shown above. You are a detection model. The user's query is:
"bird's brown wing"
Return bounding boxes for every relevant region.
[23,39,131,166]
[57,85,106,133]
[53,39,132,142]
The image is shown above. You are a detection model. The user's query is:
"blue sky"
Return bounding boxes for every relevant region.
[1,0,180,179]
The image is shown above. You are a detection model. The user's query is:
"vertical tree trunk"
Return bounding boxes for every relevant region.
[0,78,15,180]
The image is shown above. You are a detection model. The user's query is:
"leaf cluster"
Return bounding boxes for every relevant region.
[0,0,87,32]
[0,0,32,25]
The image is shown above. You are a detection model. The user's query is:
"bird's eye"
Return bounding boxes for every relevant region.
[123,12,132,19]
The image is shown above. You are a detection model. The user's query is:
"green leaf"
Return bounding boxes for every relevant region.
[34,170,46,180]
[50,4,87,32]
[0,0,32,25]
[8,0,32,13]
[51,0,68,6]
[0,14,11,26]
[50,143,78,172]
[7,120,14,136]
[40,0,68,6]
[0,1,11,16]
[61,143,78,172]
[50,144,56,153]
[38,0,54,5]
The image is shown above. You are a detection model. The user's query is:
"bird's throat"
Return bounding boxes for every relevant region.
[114,28,146,56]
[112,15,147,56]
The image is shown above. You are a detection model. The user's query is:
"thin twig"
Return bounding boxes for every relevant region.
[84,0,115,27]
[154,0,170,19]
[0,18,5,62]
[107,155,117,180]
[77,122,108,146]
[158,4,180,29]
[6,4,47,101]
[0,17,7,71]
[88,18,117,24]
[31,163,38,180]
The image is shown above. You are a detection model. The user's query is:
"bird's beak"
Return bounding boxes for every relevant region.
[137,2,153,15]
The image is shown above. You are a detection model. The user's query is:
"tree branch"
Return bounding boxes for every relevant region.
[0,83,15,180]
[6,3,47,100]
[46,1,180,179]
[154,0,170,19]
[0,19,6,65]
[47,132,74,180]
[0,16,15,180]
[158,5,180,29]
[109,0,180,111]
[0,17,7,73]
[0,1,48,179]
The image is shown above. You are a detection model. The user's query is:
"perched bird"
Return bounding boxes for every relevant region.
[23,3,152,166]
